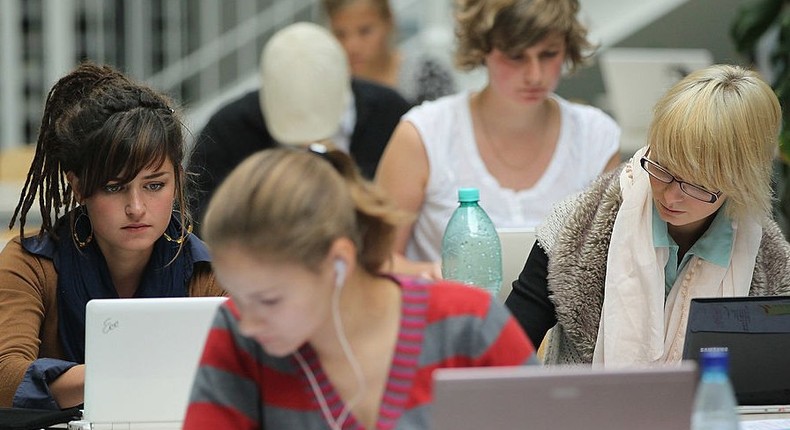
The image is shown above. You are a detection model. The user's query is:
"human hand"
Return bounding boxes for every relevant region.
[384,253,443,281]
[50,363,85,409]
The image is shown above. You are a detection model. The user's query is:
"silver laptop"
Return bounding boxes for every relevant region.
[432,362,698,430]
[599,48,713,154]
[496,227,536,303]
[68,296,227,430]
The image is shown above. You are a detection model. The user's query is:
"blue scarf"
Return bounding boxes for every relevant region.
[23,211,201,363]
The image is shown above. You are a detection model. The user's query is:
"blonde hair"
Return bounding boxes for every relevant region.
[648,64,781,221]
[454,0,592,71]
[201,146,406,273]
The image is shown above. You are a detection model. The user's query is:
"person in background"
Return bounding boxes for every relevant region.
[186,22,410,235]
[375,0,621,278]
[322,0,457,105]
[506,64,790,365]
[0,63,223,409]
[183,145,535,429]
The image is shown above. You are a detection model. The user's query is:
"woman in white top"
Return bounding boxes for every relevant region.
[376,0,622,277]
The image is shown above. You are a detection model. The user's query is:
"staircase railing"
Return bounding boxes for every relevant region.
[0,0,320,150]
[0,0,691,151]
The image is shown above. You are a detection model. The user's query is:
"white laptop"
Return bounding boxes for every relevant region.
[432,362,698,430]
[599,48,713,155]
[496,227,536,303]
[68,296,227,430]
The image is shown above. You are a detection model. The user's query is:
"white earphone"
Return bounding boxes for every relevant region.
[334,259,347,289]
[294,256,364,430]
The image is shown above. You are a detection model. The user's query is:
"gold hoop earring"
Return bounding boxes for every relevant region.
[72,209,94,248]
[163,223,192,244]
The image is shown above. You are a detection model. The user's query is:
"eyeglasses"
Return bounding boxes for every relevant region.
[639,156,721,203]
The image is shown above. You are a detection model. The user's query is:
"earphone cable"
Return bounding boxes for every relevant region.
[294,270,367,430]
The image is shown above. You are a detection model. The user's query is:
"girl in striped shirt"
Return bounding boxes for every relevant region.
[183,145,536,430]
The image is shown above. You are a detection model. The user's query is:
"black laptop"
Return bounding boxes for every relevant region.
[683,296,790,407]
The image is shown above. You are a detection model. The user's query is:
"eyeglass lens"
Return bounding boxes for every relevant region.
[641,158,717,203]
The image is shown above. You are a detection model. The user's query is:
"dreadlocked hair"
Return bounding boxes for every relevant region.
[9,62,190,244]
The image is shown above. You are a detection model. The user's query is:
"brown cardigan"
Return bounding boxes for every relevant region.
[0,237,224,407]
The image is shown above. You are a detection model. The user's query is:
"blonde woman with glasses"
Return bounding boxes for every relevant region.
[505,64,790,365]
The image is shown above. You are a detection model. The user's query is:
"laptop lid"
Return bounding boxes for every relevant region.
[81,296,227,428]
[432,363,697,430]
[683,296,790,406]
[496,227,536,303]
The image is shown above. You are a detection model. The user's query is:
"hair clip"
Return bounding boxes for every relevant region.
[308,142,328,155]
[305,142,343,173]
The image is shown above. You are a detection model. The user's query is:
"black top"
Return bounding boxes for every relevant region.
[185,79,410,235]
[505,242,557,348]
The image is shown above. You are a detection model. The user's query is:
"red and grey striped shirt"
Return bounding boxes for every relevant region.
[183,276,536,429]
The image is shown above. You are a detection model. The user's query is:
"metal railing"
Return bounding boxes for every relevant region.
[0,0,688,151]
[0,0,320,150]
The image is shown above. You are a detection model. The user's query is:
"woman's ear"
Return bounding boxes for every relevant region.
[327,237,357,282]
[66,172,83,203]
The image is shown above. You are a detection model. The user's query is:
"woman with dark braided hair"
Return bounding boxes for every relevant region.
[0,63,223,409]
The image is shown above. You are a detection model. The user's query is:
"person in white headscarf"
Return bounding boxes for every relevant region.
[506,64,790,366]
[186,22,410,235]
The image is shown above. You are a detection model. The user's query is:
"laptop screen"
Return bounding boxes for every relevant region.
[80,297,227,428]
[496,227,536,303]
[683,296,790,405]
[432,363,697,430]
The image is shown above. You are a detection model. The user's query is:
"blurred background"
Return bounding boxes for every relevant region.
[0,0,765,235]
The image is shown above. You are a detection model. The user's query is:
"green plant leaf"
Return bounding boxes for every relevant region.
[772,8,790,161]
[780,128,790,162]
[731,0,785,55]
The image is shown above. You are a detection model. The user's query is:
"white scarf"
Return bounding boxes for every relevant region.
[592,147,762,366]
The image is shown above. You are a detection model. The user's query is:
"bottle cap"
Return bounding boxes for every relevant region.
[699,347,729,374]
[457,188,480,203]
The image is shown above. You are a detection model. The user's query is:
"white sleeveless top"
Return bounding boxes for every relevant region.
[404,91,621,262]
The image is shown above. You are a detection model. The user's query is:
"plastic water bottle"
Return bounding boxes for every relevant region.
[691,348,740,430]
[441,188,502,295]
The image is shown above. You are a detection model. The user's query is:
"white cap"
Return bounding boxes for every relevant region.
[259,22,352,145]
